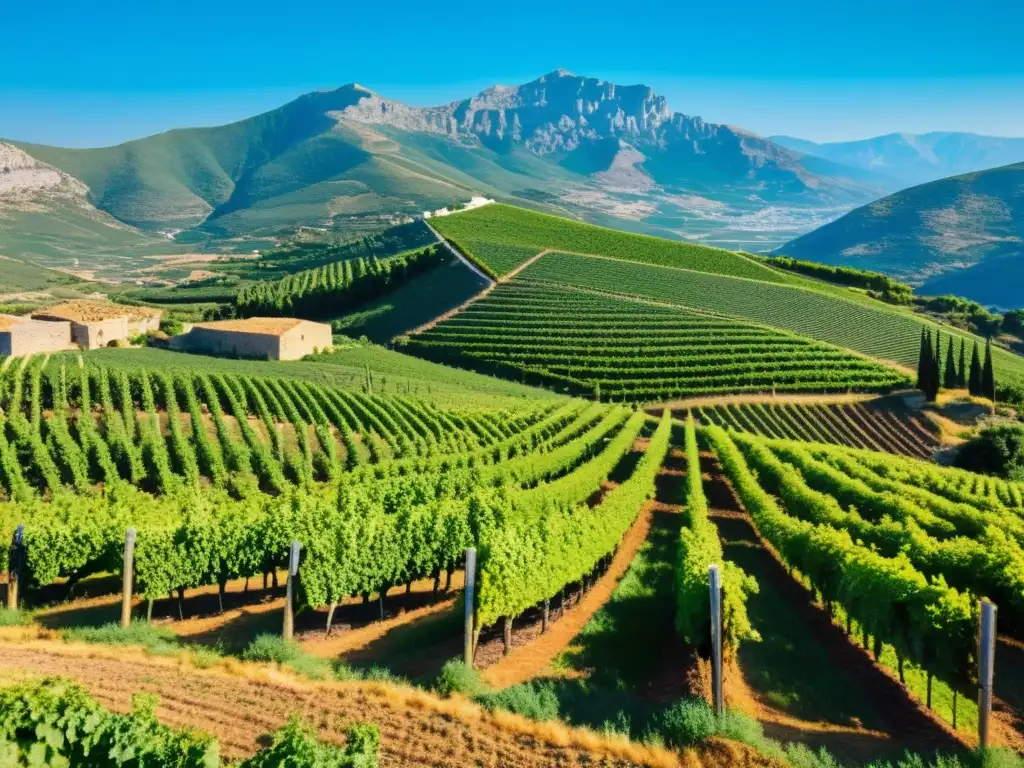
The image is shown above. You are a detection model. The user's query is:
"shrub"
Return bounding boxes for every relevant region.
[239,714,380,768]
[242,633,301,664]
[190,646,225,669]
[241,634,333,681]
[330,661,406,686]
[786,744,846,768]
[657,698,716,748]
[476,681,560,722]
[161,318,185,336]
[954,423,1024,480]
[434,659,486,698]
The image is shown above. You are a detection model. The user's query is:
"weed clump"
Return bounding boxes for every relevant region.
[241,634,333,681]
[0,608,33,627]
[476,681,561,722]
[63,621,181,654]
[433,659,486,698]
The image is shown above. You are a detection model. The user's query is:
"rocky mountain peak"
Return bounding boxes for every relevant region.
[332,71,688,155]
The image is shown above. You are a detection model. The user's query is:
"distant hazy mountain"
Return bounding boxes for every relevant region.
[771,132,1024,187]
[776,162,1024,309]
[2,70,889,274]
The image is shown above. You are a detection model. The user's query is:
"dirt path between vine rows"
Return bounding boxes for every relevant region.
[0,640,788,768]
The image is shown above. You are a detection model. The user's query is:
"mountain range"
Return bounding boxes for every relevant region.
[1,70,893,277]
[776,162,1024,309]
[771,132,1024,188]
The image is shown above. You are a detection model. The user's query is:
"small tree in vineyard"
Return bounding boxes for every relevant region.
[957,338,967,389]
[916,328,929,391]
[943,335,957,390]
[982,337,996,402]
[969,340,983,396]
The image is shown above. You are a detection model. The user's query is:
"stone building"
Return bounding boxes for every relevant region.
[170,317,332,361]
[30,301,161,350]
[0,314,74,356]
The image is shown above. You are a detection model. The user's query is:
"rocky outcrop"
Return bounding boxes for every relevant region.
[328,70,841,196]
[0,142,89,201]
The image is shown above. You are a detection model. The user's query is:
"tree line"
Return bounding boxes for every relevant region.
[916,328,994,402]
[233,246,444,320]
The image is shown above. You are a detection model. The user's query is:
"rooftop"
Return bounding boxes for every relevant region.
[189,317,311,336]
[32,300,161,324]
[0,314,24,331]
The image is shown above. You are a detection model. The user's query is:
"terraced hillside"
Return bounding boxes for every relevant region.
[691,398,939,458]
[404,281,908,401]
[423,204,1024,391]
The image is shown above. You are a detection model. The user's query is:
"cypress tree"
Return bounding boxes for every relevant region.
[924,331,940,402]
[969,341,983,395]
[982,337,996,401]
[957,339,967,389]
[943,335,957,390]
[916,328,928,391]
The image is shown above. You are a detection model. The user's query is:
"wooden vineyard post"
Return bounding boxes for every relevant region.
[283,540,301,641]
[6,525,24,611]
[464,547,476,667]
[120,528,136,628]
[709,564,724,717]
[978,599,997,749]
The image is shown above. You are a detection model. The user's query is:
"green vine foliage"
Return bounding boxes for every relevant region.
[675,413,758,654]
[746,436,1024,641]
[705,425,977,688]
[0,360,598,612]
[0,678,379,767]
[475,410,672,629]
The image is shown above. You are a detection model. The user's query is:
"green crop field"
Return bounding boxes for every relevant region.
[691,398,939,458]
[403,280,909,401]
[77,344,550,407]
[331,256,488,342]
[429,203,793,282]
[518,250,1024,386]
[0,351,669,684]
[705,426,1024,734]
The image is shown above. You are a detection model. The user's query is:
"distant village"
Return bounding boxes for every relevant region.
[0,300,331,361]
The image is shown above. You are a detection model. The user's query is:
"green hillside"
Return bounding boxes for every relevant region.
[520,251,1024,384]
[0,202,182,274]
[0,254,92,294]
[404,280,908,401]
[430,203,791,281]
[5,72,893,274]
[414,204,1024,395]
[776,162,1024,309]
[332,257,488,342]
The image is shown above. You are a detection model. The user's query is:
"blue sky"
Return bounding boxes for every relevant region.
[3,0,1022,147]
